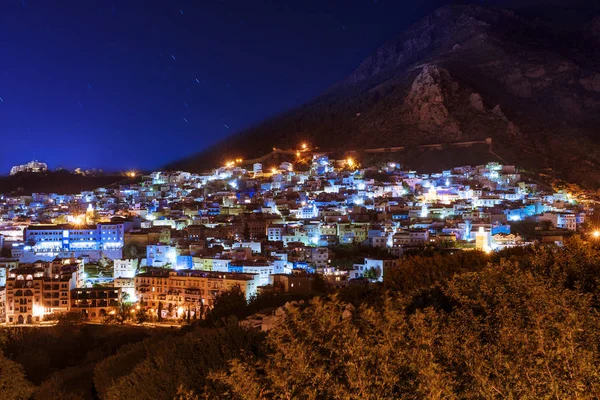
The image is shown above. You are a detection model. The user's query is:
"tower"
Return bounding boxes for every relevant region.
[86,203,95,225]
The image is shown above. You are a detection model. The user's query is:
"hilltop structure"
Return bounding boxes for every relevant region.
[10,160,48,176]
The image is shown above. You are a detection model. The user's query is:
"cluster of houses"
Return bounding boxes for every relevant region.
[0,152,591,324]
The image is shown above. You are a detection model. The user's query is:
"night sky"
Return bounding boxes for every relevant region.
[0,0,591,174]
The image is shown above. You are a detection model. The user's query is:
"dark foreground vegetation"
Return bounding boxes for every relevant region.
[4,237,600,399]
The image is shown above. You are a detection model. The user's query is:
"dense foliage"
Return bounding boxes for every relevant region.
[0,353,35,400]
[213,260,600,398]
[0,323,162,399]
[383,250,489,293]
[4,238,600,398]
[93,322,264,400]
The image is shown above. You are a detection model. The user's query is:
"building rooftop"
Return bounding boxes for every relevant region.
[136,268,257,281]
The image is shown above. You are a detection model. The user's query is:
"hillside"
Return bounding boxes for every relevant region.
[168,4,600,186]
[0,171,130,196]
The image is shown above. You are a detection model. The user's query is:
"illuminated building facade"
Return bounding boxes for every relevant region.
[392,229,430,247]
[19,220,135,262]
[0,224,26,242]
[9,160,48,176]
[70,287,122,319]
[5,267,45,324]
[475,227,492,252]
[114,259,138,279]
[3,260,85,324]
[24,222,127,251]
[146,245,177,267]
[0,259,19,287]
[135,269,260,319]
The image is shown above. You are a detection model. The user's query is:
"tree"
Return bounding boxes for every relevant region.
[175,385,199,400]
[384,250,488,293]
[0,353,36,400]
[97,321,264,400]
[157,302,163,322]
[364,266,378,280]
[121,292,131,304]
[214,260,600,399]
[135,308,149,324]
[310,273,327,294]
[56,312,85,326]
[111,300,133,324]
[199,301,205,321]
[122,244,141,260]
[204,285,247,326]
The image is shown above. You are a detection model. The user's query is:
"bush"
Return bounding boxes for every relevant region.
[384,250,489,293]
[96,322,264,400]
[214,261,600,399]
[203,285,248,327]
[0,353,35,400]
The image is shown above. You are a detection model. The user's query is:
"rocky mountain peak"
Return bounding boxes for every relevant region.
[168,4,600,187]
[344,5,522,86]
[403,65,461,138]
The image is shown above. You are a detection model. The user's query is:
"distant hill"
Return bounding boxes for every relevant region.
[167,4,600,187]
[0,171,130,196]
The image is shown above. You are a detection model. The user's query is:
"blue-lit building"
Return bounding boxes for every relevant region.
[312,155,331,175]
[176,255,193,270]
[504,203,544,221]
[146,245,177,267]
[293,262,315,274]
[24,221,130,252]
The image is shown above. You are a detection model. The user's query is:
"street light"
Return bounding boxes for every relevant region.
[593,231,600,239]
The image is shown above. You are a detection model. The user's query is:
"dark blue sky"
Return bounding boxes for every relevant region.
[5,0,584,174]
[0,0,461,174]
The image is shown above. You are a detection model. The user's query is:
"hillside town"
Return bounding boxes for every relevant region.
[0,149,593,325]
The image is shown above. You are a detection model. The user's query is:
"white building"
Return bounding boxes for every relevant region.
[114,277,136,301]
[475,227,491,252]
[113,259,138,279]
[212,258,232,272]
[267,225,285,242]
[233,262,275,287]
[232,241,262,254]
[539,212,577,231]
[350,258,398,282]
[146,245,177,267]
[10,160,48,176]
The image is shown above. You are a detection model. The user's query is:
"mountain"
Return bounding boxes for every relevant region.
[168,4,600,187]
